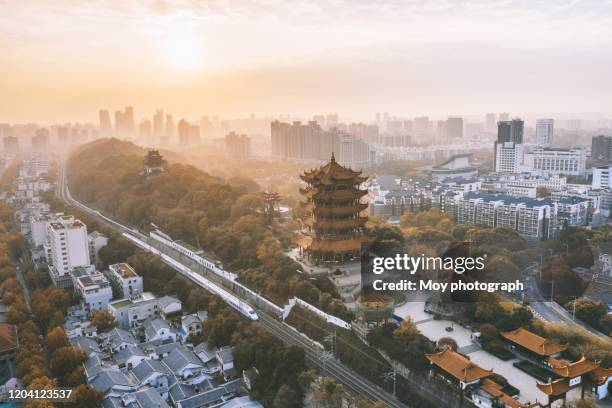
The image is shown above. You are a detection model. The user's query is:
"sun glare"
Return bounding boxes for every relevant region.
[160,28,205,71]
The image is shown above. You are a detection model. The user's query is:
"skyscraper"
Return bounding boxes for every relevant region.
[592,135,612,161]
[446,117,463,140]
[497,119,524,144]
[499,112,510,122]
[139,120,152,140]
[99,110,112,137]
[494,118,524,173]
[535,119,554,146]
[153,110,164,140]
[225,132,251,158]
[166,114,174,141]
[485,113,496,133]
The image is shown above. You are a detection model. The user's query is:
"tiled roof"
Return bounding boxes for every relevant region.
[132,359,171,382]
[163,346,202,373]
[548,356,600,378]
[536,379,571,396]
[500,328,566,356]
[480,379,539,408]
[0,323,18,354]
[425,348,492,382]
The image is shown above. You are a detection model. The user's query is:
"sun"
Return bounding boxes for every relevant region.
[160,27,205,71]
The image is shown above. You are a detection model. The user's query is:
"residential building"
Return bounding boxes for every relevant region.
[71,267,113,312]
[107,263,143,299]
[225,132,251,159]
[535,119,554,146]
[108,293,182,329]
[45,215,91,288]
[88,231,108,267]
[591,135,612,161]
[592,166,612,190]
[452,192,558,240]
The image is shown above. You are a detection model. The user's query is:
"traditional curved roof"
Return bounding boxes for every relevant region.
[548,356,599,378]
[425,348,492,383]
[480,379,539,408]
[536,379,571,396]
[303,217,367,230]
[593,367,612,385]
[300,153,367,186]
[500,327,566,356]
[301,202,368,215]
[300,187,368,200]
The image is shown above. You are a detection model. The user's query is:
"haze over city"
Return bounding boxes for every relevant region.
[2,0,612,123]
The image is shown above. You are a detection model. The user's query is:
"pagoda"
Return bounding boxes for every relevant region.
[144,150,166,176]
[296,153,370,263]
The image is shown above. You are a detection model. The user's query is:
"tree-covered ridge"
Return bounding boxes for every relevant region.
[68,138,351,320]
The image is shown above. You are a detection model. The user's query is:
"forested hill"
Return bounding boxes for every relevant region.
[67,138,352,320]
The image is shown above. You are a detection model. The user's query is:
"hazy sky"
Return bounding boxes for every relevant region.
[1,0,612,124]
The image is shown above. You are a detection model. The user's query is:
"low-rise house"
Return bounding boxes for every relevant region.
[108,292,182,329]
[216,347,236,380]
[107,263,143,299]
[114,345,149,371]
[163,346,204,380]
[151,342,179,361]
[171,379,240,408]
[71,267,113,312]
[71,336,101,356]
[102,328,139,353]
[221,396,264,408]
[180,311,207,341]
[143,318,177,343]
[194,343,221,375]
[132,359,172,399]
[103,387,170,408]
[91,370,138,397]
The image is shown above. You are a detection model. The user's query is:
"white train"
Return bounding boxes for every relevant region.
[149,229,283,314]
[123,233,259,320]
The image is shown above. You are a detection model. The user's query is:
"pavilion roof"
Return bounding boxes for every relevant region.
[500,327,566,356]
[425,348,492,383]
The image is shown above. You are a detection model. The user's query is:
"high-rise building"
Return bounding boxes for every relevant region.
[485,113,496,133]
[153,110,165,140]
[32,128,50,152]
[178,120,200,146]
[326,114,339,128]
[348,123,379,144]
[535,119,554,146]
[99,110,112,137]
[57,127,70,145]
[139,120,152,140]
[446,117,463,140]
[114,107,134,139]
[497,119,524,144]
[313,115,326,126]
[3,136,19,155]
[413,116,432,141]
[45,215,91,288]
[166,114,174,140]
[225,132,251,158]
[494,119,524,173]
[591,135,612,161]
[499,112,510,122]
[271,121,373,168]
[592,166,612,190]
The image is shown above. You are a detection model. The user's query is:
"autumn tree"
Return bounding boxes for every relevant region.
[90,309,117,332]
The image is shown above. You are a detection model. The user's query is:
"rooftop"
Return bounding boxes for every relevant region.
[425,348,492,383]
[500,327,566,356]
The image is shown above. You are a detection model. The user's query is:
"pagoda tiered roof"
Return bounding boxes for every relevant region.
[303,217,367,230]
[299,187,368,200]
[300,153,367,186]
[301,202,368,215]
[425,348,492,383]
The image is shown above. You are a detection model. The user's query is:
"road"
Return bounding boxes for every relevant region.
[523,262,608,339]
[56,160,412,408]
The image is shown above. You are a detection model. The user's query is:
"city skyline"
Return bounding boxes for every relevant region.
[2,0,612,123]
